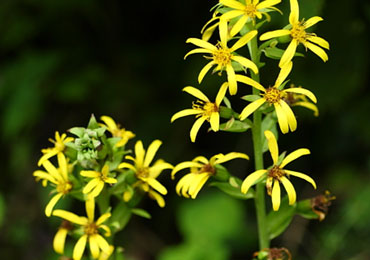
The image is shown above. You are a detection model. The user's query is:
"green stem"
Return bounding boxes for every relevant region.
[248,23,270,250]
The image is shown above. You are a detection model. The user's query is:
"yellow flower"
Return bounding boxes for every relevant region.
[53,197,112,260]
[185,20,258,95]
[172,152,249,199]
[241,130,316,211]
[260,0,329,67]
[219,0,281,37]
[38,131,74,166]
[53,220,73,255]
[118,140,173,197]
[171,84,228,142]
[239,62,317,134]
[80,165,118,197]
[283,84,319,116]
[98,245,115,260]
[33,153,73,217]
[100,115,135,147]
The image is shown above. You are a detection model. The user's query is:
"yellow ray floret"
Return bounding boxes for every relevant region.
[282,84,319,116]
[100,115,135,147]
[38,131,74,166]
[118,140,173,204]
[185,20,258,95]
[52,197,112,260]
[171,84,228,142]
[172,152,249,199]
[33,153,73,217]
[238,62,317,134]
[80,165,118,198]
[259,0,329,67]
[241,130,316,211]
[219,0,282,37]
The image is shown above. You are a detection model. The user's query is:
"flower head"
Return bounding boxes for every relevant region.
[185,20,258,95]
[219,0,281,37]
[172,152,249,199]
[283,84,319,116]
[38,131,74,166]
[239,62,317,133]
[100,115,135,147]
[241,130,316,211]
[53,197,112,260]
[118,140,173,198]
[33,153,73,216]
[260,0,329,67]
[80,165,118,197]
[171,84,228,142]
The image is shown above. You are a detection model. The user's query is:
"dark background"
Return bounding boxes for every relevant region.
[0,0,369,259]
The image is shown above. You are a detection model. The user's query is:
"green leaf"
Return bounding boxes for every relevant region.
[68,127,85,138]
[262,46,304,60]
[219,117,252,133]
[131,208,152,219]
[87,114,100,129]
[110,201,132,232]
[222,96,232,109]
[241,94,261,102]
[267,197,296,239]
[209,181,253,200]
[219,106,235,119]
[296,199,319,220]
[261,113,278,153]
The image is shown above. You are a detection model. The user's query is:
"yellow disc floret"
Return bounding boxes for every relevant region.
[264,87,282,104]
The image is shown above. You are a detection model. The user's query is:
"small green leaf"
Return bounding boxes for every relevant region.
[241,94,261,102]
[263,46,304,60]
[267,197,296,239]
[222,96,232,109]
[214,164,230,181]
[219,117,252,133]
[131,208,152,219]
[87,114,100,129]
[68,127,85,138]
[110,201,132,232]
[219,106,235,119]
[209,181,254,200]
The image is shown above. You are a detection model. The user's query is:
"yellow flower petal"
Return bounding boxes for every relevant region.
[100,116,117,132]
[264,130,279,165]
[241,169,267,194]
[231,30,258,52]
[171,109,202,122]
[176,174,194,198]
[145,178,167,195]
[213,152,249,165]
[280,148,310,168]
[149,161,173,178]
[219,19,229,47]
[80,170,100,178]
[280,100,297,132]
[53,228,68,254]
[33,170,58,184]
[83,178,100,194]
[186,38,217,51]
[285,170,316,189]
[257,0,281,9]
[171,161,203,179]
[275,61,293,88]
[220,0,246,10]
[215,82,229,105]
[42,160,63,182]
[86,196,95,222]
[303,16,323,29]
[240,98,266,120]
[271,179,281,211]
[221,10,244,21]
[289,0,299,25]
[210,112,220,132]
[96,213,111,226]
[226,64,237,95]
[232,56,258,74]
[89,235,100,259]
[283,88,317,103]
[260,29,290,41]
[193,156,209,164]
[305,42,328,62]
[189,173,210,199]
[235,74,265,92]
[53,210,88,225]
[45,193,63,217]
[90,181,105,197]
[198,61,216,83]
[230,15,248,37]
[307,36,329,50]
[190,117,207,142]
[183,86,210,102]
[96,234,111,253]
[274,103,289,134]
[144,140,162,167]
[38,150,58,166]
[118,162,136,171]
[279,40,298,68]
[73,235,88,260]
[148,190,166,208]
[135,141,145,167]
[280,176,296,205]
[293,101,319,116]
[99,225,111,237]
[57,153,68,181]
[184,48,213,59]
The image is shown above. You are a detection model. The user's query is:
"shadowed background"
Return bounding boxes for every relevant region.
[0,0,369,259]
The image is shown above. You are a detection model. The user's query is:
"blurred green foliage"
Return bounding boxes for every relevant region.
[0,0,369,259]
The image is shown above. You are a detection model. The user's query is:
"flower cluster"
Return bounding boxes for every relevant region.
[33,115,172,259]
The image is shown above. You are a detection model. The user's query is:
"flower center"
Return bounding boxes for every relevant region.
[212,44,232,67]
[268,165,285,179]
[192,101,219,119]
[137,167,150,178]
[244,3,257,18]
[199,164,216,175]
[264,87,282,104]
[84,222,98,236]
[56,181,72,194]
[290,22,307,43]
